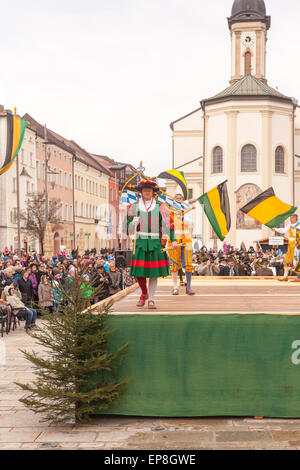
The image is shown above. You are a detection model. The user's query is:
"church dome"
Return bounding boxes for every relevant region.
[231,0,266,18]
[228,0,270,29]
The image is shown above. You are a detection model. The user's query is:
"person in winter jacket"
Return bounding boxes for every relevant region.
[38,275,54,314]
[6,287,37,331]
[18,270,34,306]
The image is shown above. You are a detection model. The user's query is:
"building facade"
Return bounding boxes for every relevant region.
[169,0,300,250]
[92,154,136,250]
[69,142,110,253]
[23,114,75,255]
[0,109,134,255]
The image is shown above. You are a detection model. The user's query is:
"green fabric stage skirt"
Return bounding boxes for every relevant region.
[130,246,169,278]
[94,314,300,418]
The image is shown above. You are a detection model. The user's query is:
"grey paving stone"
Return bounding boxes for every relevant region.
[36,431,97,443]
[216,431,273,442]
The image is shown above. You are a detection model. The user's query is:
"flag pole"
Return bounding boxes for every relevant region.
[133,161,145,256]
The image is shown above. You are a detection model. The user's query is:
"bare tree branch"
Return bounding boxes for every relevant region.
[20,192,63,254]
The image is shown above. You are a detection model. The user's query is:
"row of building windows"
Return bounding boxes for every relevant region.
[37,142,72,164]
[17,149,108,198]
[35,161,73,189]
[74,175,107,198]
[10,202,73,224]
[20,149,35,168]
[74,201,107,220]
[211,145,286,174]
[12,178,35,195]
[49,201,73,222]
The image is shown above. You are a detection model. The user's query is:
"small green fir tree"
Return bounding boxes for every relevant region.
[16,273,129,424]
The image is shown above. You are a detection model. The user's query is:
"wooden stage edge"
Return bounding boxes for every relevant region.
[109,312,300,316]
[87,277,300,316]
[110,277,300,316]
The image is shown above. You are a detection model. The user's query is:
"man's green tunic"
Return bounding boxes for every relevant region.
[126,200,175,278]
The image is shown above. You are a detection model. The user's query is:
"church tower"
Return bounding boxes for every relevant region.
[228,0,271,83]
[169,0,299,251]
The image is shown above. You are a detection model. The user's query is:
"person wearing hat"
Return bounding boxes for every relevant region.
[255,259,273,277]
[196,256,220,276]
[167,193,197,295]
[272,214,300,281]
[125,179,177,309]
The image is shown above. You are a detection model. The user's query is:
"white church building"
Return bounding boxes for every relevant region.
[167,0,300,250]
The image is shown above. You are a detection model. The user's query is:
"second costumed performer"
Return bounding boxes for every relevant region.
[125,179,178,309]
[167,193,198,296]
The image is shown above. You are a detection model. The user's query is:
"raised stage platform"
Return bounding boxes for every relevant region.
[111,278,300,315]
[94,278,300,418]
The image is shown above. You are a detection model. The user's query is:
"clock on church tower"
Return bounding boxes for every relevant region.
[228,0,271,83]
[242,32,255,47]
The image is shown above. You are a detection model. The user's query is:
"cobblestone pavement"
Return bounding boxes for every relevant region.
[1,278,300,450]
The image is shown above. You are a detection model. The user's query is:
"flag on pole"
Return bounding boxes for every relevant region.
[240,242,246,252]
[156,192,189,212]
[157,169,189,200]
[121,190,138,206]
[198,181,231,241]
[240,187,297,229]
[256,240,263,253]
[121,188,189,212]
[0,114,27,176]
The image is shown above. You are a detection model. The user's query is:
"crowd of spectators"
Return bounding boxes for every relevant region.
[0,243,289,334]
[0,247,135,333]
[192,245,285,277]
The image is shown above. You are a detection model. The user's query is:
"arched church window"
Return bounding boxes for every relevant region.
[241,145,257,172]
[245,51,252,75]
[212,146,223,174]
[275,146,285,174]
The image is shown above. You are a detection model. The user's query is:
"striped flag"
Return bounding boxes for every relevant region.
[156,192,189,211]
[240,187,297,229]
[198,181,231,241]
[121,188,189,212]
[121,190,138,206]
[157,169,189,200]
[0,114,27,176]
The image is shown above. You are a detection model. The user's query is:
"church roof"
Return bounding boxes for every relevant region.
[201,75,293,107]
[231,0,266,17]
[228,0,270,29]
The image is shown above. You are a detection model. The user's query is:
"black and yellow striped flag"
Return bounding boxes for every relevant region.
[158,169,189,200]
[198,181,231,241]
[0,114,27,176]
[240,187,297,229]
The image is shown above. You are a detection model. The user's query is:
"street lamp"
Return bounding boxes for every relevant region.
[109,164,127,250]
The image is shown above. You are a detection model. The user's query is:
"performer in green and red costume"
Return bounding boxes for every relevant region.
[125,179,178,309]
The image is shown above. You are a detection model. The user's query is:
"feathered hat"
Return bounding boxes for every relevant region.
[136,179,159,193]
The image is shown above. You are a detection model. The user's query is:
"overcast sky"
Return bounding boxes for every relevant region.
[1,0,299,175]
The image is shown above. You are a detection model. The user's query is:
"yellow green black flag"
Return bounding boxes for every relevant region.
[157,169,189,200]
[0,114,27,176]
[240,187,297,228]
[198,181,231,241]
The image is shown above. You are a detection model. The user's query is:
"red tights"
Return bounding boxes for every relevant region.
[136,277,148,297]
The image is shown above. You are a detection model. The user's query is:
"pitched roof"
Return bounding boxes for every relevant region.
[169,107,203,130]
[91,154,115,176]
[201,75,293,107]
[92,154,136,177]
[60,139,111,176]
[22,113,75,155]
